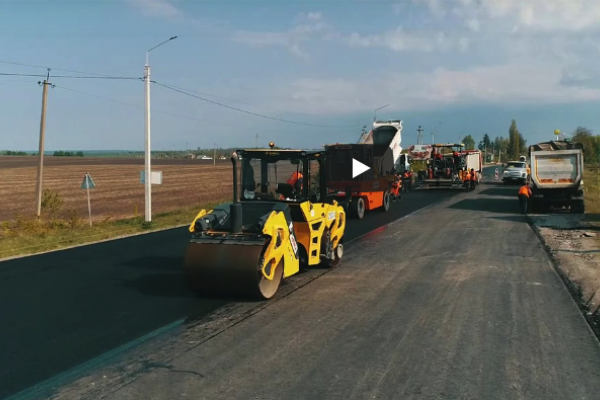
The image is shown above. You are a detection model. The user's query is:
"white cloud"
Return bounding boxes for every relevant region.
[128,0,183,20]
[265,63,600,115]
[453,0,600,32]
[411,0,446,18]
[232,11,331,58]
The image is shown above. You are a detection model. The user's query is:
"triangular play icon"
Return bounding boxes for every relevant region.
[352,158,370,178]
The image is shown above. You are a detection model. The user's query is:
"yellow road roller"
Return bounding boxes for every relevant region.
[183,144,347,300]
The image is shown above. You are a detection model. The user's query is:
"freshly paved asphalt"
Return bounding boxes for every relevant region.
[0,185,457,399]
[52,168,600,400]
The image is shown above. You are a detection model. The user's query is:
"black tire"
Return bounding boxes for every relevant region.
[571,200,585,214]
[350,197,365,219]
[320,229,343,268]
[380,190,391,212]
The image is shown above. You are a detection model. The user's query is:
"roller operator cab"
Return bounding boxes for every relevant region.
[184,144,346,300]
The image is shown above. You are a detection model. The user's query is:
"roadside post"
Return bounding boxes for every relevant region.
[495,168,499,180]
[80,172,96,226]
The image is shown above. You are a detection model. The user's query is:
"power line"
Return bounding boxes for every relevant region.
[0,72,140,80]
[51,84,330,135]
[152,81,363,129]
[154,81,333,119]
[0,59,131,78]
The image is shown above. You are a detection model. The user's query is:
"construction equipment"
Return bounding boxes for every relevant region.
[416,143,469,189]
[183,143,346,300]
[324,120,411,219]
[528,140,585,214]
[462,149,483,183]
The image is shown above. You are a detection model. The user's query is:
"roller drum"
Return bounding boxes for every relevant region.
[183,238,283,299]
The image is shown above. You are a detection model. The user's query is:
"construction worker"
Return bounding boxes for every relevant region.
[464,169,472,191]
[470,168,477,190]
[518,182,533,214]
[402,170,412,192]
[279,170,303,200]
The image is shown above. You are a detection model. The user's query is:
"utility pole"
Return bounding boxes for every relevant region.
[144,35,177,223]
[255,133,259,148]
[213,142,217,165]
[417,125,424,145]
[35,69,53,218]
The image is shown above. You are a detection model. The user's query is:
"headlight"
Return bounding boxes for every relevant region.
[522,173,526,177]
[503,171,508,175]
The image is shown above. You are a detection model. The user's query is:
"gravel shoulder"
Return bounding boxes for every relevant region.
[529,213,600,337]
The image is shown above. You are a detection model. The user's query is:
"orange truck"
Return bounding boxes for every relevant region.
[324,120,411,219]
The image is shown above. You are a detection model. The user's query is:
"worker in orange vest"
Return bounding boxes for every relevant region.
[279,171,303,200]
[402,170,412,193]
[464,169,472,191]
[518,182,533,214]
[470,168,477,190]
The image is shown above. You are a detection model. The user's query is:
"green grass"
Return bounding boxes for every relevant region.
[0,199,228,260]
[584,166,600,214]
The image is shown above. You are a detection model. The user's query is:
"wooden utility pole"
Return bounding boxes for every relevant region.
[35,69,52,218]
[255,133,259,148]
[213,142,217,165]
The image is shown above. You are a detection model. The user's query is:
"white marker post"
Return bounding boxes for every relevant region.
[80,172,96,226]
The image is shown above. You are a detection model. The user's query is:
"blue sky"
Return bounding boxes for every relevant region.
[2,0,600,151]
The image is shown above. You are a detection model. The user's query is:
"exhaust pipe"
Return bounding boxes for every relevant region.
[230,154,242,233]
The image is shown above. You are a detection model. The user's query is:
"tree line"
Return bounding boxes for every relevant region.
[53,151,84,157]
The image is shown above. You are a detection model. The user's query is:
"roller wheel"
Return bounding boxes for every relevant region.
[257,257,283,299]
[350,197,365,219]
[321,229,343,268]
[380,190,391,212]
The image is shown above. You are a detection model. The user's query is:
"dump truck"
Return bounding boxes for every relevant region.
[184,143,347,300]
[324,120,410,219]
[528,140,585,214]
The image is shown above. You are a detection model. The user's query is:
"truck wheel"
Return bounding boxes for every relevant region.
[380,191,391,212]
[571,200,585,214]
[349,197,365,219]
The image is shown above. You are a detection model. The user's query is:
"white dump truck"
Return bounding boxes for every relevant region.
[528,140,585,214]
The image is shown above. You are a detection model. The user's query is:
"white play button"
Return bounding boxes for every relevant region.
[352,158,370,178]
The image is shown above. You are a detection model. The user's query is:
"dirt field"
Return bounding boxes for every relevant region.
[0,155,228,169]
[1,156,309,223]
[1,157,233,222]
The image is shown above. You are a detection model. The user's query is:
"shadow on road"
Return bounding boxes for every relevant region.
[121,271,268,303]
[479,187,517,197]
[486,215,528,223]
[448,198,518,214]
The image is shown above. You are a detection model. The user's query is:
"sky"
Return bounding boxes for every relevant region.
[2,0,600,151]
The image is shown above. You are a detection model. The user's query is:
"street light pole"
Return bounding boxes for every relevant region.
[374,104,390,122]
[144,35,177,223]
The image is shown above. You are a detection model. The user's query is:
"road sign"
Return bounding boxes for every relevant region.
[80,173,96,189]
[80,173,95,226]
[494,168,499,180]
[352,158,370,178]
[140,171,163,184]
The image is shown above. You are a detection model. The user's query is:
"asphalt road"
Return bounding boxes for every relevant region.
[41,171,600,400]
[0,186,456,400]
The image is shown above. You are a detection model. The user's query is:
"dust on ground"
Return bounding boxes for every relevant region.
[529,213,600,335]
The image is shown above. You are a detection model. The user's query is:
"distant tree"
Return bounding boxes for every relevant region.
[571,126,598,163]
[518,131,527,155]
[76,151,84,157]
[507,120,521,160]
[493,136,509,162]
[478,133,491,151]
[462,135,476,150]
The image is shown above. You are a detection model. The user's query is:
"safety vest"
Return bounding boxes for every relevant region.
[471,171,477,180]
[287,171,303,186]
[518,185,531,197]
[465,172,471,180]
